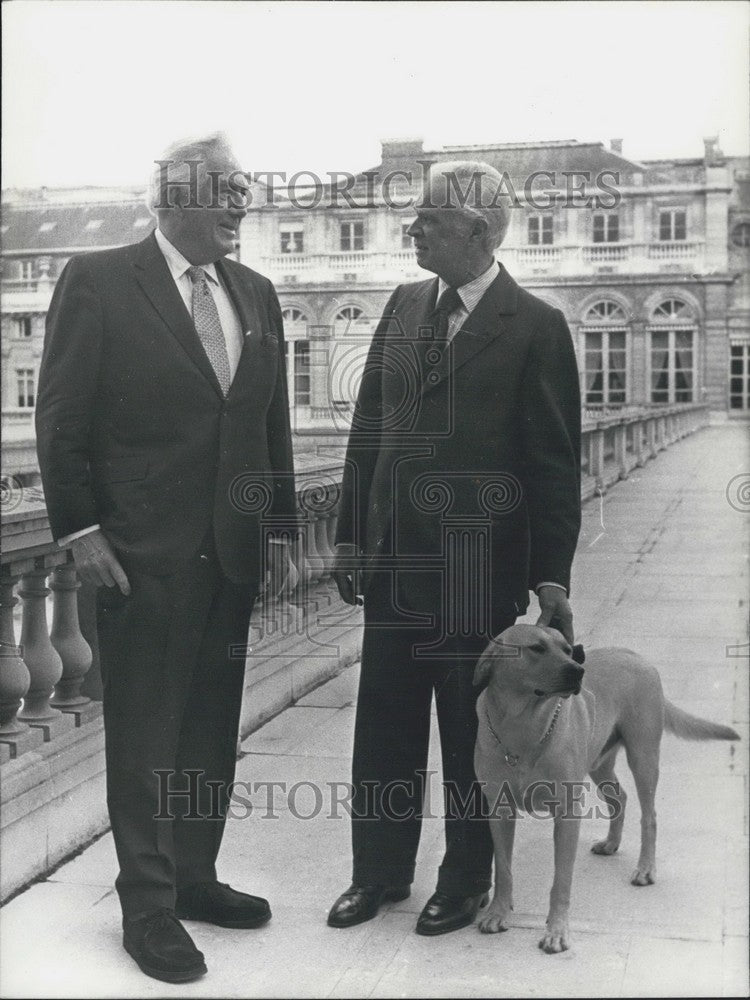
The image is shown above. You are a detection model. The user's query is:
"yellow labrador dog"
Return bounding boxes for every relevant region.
[473,624,740,953]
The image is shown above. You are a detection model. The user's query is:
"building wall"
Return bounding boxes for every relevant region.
[2,139,748,481]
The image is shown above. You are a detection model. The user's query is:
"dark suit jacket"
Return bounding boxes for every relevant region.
[335,265,581,619]
[35,232,297,586]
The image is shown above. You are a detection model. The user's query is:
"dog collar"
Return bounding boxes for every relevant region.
[483,697,563,767]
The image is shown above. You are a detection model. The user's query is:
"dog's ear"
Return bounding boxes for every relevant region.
[473,647,496,688]
[572,644,586,664]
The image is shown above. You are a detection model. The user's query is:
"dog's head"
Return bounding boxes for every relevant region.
[473,624,585,700]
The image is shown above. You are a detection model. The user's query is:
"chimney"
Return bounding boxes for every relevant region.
[610,138,623,155]
[381,137,425,162]
[703,136,723,164]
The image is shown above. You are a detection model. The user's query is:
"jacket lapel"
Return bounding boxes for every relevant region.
[420,264,520,397]
[132,233,224,397]
[216,258,273,398]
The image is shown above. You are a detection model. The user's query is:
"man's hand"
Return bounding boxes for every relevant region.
[69,529,130,595]
[265,543,298,601]
[536,586,574,645]
[332,542,364,606]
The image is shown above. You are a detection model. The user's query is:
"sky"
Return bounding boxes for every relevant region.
[2,0,749,190]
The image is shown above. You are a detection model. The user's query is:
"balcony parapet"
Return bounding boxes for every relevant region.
[258,242,709,285]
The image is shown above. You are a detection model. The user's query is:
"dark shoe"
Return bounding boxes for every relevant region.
[327,883,411,928]
[123,908,207,983]
[415,890,489,936]
[176,881,271,929]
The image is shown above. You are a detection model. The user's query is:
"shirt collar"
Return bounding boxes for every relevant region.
[438,259,500,312]
[154,228,219,284]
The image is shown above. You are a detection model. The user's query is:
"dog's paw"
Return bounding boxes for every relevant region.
[539,922,570,954]
[630,865,656,886]
[591,838,619,856]
[477,904,511,934]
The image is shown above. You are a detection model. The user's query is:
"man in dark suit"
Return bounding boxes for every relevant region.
[328,161,581,935]
[35,134,297,982]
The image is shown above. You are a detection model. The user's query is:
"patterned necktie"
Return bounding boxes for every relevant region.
[432,286,463,343]
[187,265,231,395]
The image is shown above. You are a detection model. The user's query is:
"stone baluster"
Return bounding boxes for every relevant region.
[647,417,658,459]
[17,569,72,740]
[0,576,41,760]
[289,531,311,606]
[304,519,324,585]
[314,514,334,578]
[327,512,338,557]
[614,423,629,479]
[49,563,94,723]
[589,428,605,491]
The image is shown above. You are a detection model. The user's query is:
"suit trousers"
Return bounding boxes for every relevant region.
[96,530,254,919]
[350,571,515,896]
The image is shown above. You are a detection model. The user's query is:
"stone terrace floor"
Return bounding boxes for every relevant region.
[1,423,748,998]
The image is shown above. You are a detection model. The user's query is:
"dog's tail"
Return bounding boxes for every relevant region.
[664,701,740,742]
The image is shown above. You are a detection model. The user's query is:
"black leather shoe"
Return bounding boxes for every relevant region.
[176,881,271,929]
[415,891,489,936]
[123,908,207,983]
[327,883,411,928]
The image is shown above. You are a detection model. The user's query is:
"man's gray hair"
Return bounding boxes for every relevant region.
[146,131,239,215]
[425,160,510,249]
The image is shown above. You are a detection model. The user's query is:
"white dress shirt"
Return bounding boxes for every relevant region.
[437,260,500,342]
[58,231,245,547]
[437,259,566,597]
[154,228,244,380]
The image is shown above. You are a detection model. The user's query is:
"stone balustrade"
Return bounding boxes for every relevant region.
[0,403,709,899]
[257,241,708,284]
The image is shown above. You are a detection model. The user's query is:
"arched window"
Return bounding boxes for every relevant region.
[649,299,696,404]
[581,300,628,406]
[282,307,307,325]
[331,306,373,404]
[651,298,693,322]
[584,301,627,324]
[281,308,310,407]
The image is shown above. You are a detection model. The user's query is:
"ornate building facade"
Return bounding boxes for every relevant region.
[2,137,748,483]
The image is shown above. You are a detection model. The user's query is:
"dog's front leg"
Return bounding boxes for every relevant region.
[477,813,516,933]
[540,814,580,953]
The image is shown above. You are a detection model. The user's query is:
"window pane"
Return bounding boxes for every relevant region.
[674,212,686,240]
[593,216,604,242]
[608,216,619,242]
[659,212,671,241]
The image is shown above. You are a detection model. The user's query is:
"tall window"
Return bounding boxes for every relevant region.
[658,209,687,241]
[729,344,750,411]
[649,299,696,403]
[13,316,33,338]
[16,368,35,408]
[401,222,414,249]
[280,225,304,254]
[292,341,311,406]
[527,215,553,245]
[581,301,628,405]
[340,221,364,251]
[593,214,619,243]
[281,308,310,407]
[18,260,34,281]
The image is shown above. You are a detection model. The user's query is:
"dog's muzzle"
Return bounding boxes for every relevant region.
[535,664,585,698]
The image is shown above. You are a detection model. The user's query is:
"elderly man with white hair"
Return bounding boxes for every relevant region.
[329,160,582,935]
[36,133,297,982]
